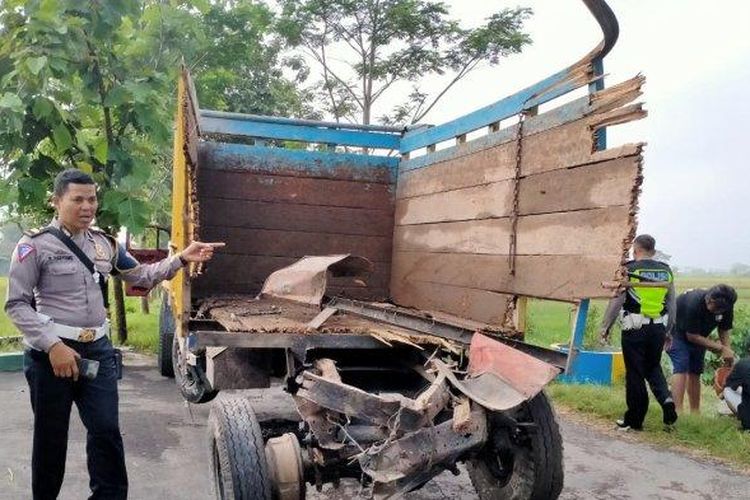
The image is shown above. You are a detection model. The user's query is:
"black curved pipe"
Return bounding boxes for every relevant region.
[582,0,620,60]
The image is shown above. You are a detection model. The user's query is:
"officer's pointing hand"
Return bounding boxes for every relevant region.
[49,342,81,381]
[179,241,225,263]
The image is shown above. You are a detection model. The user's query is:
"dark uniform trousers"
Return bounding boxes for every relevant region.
[621,323,671,428]
[24,336,127,500]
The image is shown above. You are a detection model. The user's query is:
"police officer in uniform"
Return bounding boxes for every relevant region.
[4,169,223,499]
[600,234,678,431]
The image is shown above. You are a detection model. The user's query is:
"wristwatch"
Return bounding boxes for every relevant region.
[178,254,188,267]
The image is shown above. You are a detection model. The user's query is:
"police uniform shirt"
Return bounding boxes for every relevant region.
[4,218,183,352]
[673,289,733,341]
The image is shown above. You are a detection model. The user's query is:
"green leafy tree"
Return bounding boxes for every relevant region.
[192,0,315,118]
[277,0,532,125]
[0,0,309,341]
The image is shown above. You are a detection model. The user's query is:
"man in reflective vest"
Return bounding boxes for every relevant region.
[600,234,678,431]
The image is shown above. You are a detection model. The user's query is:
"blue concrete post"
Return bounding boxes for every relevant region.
[565,298,590,375]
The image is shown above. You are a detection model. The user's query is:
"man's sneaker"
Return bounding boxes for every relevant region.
[616,419,642,432]
[663,401,678,426]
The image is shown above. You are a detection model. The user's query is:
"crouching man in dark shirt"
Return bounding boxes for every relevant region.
[724,341,750,431]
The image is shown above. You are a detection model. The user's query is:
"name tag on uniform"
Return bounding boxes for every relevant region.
[49,254,73,261]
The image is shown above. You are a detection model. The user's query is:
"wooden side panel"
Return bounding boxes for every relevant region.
[199,167,393,210]
[391,252,618,301]
[195,146,395,298]
[395,181,512,225]
[392,280,513,325]
[391,77,646,325]
[200,198,393,236]
[519,157,639,215]
[393,207,629,256]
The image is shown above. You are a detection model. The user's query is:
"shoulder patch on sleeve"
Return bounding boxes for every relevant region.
[114,244,140,273]
[16,243,36,263]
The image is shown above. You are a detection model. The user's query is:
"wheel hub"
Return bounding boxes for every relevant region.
[265,433,306,500]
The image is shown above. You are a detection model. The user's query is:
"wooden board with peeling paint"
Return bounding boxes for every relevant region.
[390,76,646,325]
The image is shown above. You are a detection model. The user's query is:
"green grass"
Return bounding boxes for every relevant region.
[111,293,161,354]
[524,275,750,349]
[549,381,750,468]
[675,275,750,302]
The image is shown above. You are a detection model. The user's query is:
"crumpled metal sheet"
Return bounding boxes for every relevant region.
[464,333,561,410]
[260,254,373,305]
[431,333,561,412]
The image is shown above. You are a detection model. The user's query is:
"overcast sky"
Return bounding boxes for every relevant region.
[385,0,750,270]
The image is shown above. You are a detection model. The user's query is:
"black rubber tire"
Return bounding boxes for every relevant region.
[173,331,218,404]
[468,391,564,500]
[157,296,175,378]
[208,396,272,500]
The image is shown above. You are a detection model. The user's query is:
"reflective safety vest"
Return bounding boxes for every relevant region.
[624,259,673,318]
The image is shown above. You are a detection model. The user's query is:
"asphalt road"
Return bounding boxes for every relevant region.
[1,352,748,499]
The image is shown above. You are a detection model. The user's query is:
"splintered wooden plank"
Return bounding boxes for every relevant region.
[394,154,640,226]
[391,251,621,300]
[393,219,512,254]
[392,206,629,256]
[390,279,513,325]
[398,120,643,209]
[517,207,631,256]
[200,226,392,261]
[198,169,394,210]
[519,156,640,215]
[394,180,512,225]
[519,119,593,177]
[200,197,393,236]
[396,122,638,203]
[396,123,592,202]
[396,145,515,199]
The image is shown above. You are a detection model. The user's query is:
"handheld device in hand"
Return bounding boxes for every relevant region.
[77,358,100,380]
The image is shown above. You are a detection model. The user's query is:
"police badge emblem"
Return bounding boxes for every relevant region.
[95,242,106,259]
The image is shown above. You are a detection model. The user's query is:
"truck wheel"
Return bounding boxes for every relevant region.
[209,396,273,500]
[468,391,563,500]
[157,297,175,378]
[173,333,218,404]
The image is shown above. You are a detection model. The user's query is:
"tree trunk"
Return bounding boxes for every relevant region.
[113,276,127,343]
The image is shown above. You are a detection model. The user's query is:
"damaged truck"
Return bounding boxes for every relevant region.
[145,0,647,498]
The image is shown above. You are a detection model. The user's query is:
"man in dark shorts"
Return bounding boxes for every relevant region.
[667,284,737,413]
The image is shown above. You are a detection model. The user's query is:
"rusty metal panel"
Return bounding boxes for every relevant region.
[260,255,372,305]
[467,333,560,401]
